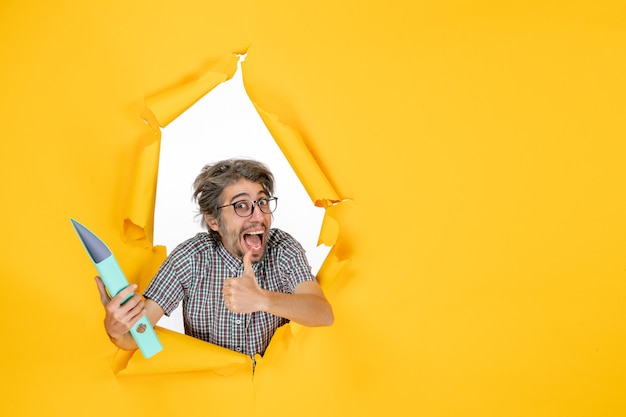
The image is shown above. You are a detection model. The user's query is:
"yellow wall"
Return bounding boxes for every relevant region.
[1,1,625,416]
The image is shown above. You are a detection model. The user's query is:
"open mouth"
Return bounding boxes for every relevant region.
[242,230,264,251]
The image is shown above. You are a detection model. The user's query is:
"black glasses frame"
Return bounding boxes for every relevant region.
[217,197,278,217]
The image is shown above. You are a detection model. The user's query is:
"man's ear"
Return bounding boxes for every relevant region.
[204,213,219,231]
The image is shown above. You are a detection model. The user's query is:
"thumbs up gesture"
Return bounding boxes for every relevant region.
[222,251,267,313]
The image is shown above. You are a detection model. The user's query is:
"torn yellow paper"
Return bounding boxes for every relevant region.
[145,54,240,128]
[2,1,626,417]
[112,327,252,376]
[252,103,340,207]
[122,134,161,247]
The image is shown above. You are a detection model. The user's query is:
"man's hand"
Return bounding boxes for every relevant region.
[222,251,267,313]
[94,276,146,341]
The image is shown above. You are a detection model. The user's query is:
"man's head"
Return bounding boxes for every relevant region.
[193,159,276,262]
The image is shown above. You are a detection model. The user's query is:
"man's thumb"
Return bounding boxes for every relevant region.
[94,276,112,305]
[243,251,254,276]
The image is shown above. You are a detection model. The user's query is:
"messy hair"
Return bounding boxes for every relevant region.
[192,158,275,240]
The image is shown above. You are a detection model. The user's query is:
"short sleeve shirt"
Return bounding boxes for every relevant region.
[143,228,315,357]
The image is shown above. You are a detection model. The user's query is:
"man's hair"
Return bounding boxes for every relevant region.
[193,158,275,239]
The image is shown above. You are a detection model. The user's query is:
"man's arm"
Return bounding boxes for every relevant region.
[222,252,334,326]
[95,276,165,350]
[262,280,334,326]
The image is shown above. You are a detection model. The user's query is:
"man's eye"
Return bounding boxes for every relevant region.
[235,202,249,210]
[258,199,269,207]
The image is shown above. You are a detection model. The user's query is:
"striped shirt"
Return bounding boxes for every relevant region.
[143,228,315,358]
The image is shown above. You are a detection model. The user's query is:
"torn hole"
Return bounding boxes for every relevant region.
[153,56,331,336]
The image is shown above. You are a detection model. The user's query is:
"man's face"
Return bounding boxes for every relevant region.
[205,178,272,263]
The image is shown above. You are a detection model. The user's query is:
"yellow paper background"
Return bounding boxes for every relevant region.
[1,1,625,416]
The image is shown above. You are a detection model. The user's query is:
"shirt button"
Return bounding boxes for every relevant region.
[235,319,242,325]
[235,346,242,352]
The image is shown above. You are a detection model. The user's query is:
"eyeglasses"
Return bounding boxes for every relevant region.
[218,197,278,217]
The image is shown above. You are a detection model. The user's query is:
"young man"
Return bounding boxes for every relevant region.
[96,159,333,359]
